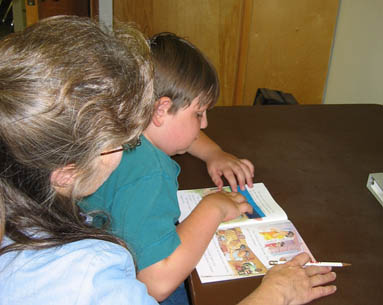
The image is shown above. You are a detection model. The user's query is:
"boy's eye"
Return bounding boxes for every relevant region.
[196,112,203,118]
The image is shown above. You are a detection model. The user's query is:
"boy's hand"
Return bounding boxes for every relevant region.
[186,131,254,191]
[205,150,254,191]
[202,190,253,222]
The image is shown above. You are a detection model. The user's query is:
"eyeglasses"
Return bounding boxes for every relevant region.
[100,139,141,156]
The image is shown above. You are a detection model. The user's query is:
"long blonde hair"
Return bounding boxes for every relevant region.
[0,16,153,253]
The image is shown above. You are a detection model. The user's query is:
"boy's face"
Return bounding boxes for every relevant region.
[162,97,208,155]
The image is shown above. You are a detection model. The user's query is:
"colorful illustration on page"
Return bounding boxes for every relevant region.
[216,228,267,277]
[258,225,304,257]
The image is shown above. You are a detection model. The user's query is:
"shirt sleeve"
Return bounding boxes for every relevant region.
[0,239,158,305]
[111,173,181,270]
[85,241,159,305]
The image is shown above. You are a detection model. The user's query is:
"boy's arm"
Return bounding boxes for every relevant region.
[137,191,252,301]
[187,131,254,191]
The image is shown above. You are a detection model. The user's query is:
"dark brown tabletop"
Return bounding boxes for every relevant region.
[173,104,383,305]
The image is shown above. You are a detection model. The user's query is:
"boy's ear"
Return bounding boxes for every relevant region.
[152,97,172,127]
[51,164,77,195]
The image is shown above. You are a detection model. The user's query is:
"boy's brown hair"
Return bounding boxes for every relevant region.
[149,32,220,113]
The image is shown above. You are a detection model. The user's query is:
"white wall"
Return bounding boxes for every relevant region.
[324,0,383,105]
[99,0,113,30]
[12,0,26,32]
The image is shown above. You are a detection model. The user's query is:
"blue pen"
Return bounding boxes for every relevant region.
[235,186,265,219]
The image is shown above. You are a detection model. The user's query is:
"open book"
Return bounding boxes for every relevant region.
[177,183,314,283]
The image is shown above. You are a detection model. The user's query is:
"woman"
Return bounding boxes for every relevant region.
[0,16,336,305]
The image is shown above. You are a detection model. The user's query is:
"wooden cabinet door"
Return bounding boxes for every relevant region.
[115,0,339,106]
[240,0,339,105]
[114,0,245,107]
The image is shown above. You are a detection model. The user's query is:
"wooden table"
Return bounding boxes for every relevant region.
[173,104,383,305]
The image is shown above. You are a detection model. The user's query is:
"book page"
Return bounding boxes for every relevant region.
[196,220,314,283]
[177,183,287,229]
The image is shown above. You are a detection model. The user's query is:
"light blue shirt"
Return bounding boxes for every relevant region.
[0,237,158,305]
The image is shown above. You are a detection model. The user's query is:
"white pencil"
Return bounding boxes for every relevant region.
[269,260,351,267]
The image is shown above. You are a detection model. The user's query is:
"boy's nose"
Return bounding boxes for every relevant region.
[200,112,208,129]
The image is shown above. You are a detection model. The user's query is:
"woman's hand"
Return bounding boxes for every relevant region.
[239,252,337,305]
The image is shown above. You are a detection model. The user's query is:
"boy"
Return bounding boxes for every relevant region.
[82,33,254,304]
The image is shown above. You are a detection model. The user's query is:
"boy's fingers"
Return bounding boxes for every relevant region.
[232,161,253,189]
[229,179,240,192]
[212,176,224,190]
[222,171,240,191]
[240,159,255,176]
[229,165,250,191]
[226,191,246,201]
[238,159,254,187]
[242,164,254,188]
[208,157,255,191]
[210,170,224,188]
[225,194,252,213]
[241,202,253,214]
[236,196,253,214]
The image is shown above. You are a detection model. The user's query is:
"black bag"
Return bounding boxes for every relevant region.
[253,88,298,105]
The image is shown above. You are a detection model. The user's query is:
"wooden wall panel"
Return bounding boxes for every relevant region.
[242,0,339,105]
[114,0,244,106]
[38,0,89,20]
[25,0,89,27]
[90,0,99,18]
[114,0,339,105]
[25,0,39,27]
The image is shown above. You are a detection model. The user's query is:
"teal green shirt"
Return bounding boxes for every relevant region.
[81,136,181,270]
